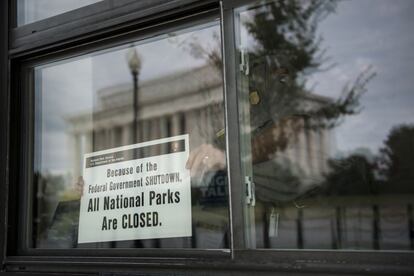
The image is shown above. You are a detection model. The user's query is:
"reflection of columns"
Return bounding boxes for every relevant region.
[150,118,159,154]
[114,126,122,147]
[285,142,296,167]
[186,109,202,147]
[70,133,82,179]
[85,131,93,153]
[92,130,97,151]
[142,120,150,142]
[94,129,100,150]
[159,116,168,153]
[171,113,180,136]
[180,112,187,134]
[98,129,106,150]
[205,106,214,140]
[95,130,101,150]
[297,119,309,175]
[138,120,144,143]
[152,118,160,140]
[108,128,115,148]
[122,124,131,146]
[306,128,318,175]
[285,119,296,166]
[141,120,149,155]
[106,128,112,148]
[304,119,314,176]
[159,117,168,138]
[319,130,325,173]
[199,107,210,140]
[315,129,323,175]
[320,129,330,174]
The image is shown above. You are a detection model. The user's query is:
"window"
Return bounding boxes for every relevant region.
[234,0,414,251]
[17,0,102,26]
[3,0,414,274]
[32,21,229,249]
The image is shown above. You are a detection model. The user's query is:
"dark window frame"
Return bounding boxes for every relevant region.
[16,2,233,254]
[9,0,218,57]
[12,1,233,257]
[1,0,414,274]
[5,0,237,272]
[0,0,10,272]
[221,0,414,274]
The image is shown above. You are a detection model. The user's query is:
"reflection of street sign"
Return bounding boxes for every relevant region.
[198,171,228,206]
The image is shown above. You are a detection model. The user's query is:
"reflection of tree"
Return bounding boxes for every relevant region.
[322,155,378,196]
[182,1,377,198]
[184,31,222,73]
[254,159,303,202]
[170,29,225,142]
[35,172,82,248]
[234,0,376,201]
[34,172,66,244]
[378,124,414,194]
[185,0,375,149]
[244,0,336,79]
[321,124,414,196]
[243,0,376,130]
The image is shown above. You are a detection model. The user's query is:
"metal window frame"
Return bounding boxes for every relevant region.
[1,0,414,274]
[9,0,218,57]
[4,0,237,273]
[0,0,10,272]
[220,0,414,274]
[13,2,231,254]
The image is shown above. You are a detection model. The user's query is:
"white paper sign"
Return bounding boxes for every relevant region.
[78,134,192,243]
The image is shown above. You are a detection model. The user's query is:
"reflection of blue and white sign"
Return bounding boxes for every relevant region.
[78,135,191,244]
[198,171,228,206]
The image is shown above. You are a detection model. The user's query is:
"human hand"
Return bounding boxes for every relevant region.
[186,144,226,179]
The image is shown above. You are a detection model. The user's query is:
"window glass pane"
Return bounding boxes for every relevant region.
[236,0,414,250]
[17,0,102,26]
[33,22,229,249]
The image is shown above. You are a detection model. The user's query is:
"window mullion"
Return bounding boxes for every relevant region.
[221,1,246,254]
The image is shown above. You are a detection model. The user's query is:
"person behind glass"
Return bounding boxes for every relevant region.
[187,55,301,186]
[48,56,299,249]
[187,54,306,244]
[52,141,225,248]
[186,117,300,179]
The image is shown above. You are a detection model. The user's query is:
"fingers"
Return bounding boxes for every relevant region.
[186,146,201,170]
[190,149,208,178]
[186,144,226,179]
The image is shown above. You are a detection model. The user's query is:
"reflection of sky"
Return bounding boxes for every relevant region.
[37,0,414,172]
[91,24,217,93]
[37,23,219,173]
[240,0,414,158]
[38,58,93,173]
[18,0,102,25]
[306,0,414,156]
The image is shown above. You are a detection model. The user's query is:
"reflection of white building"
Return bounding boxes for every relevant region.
[66,65,332,184]
[66,65,224,179]
[282,93,333,180]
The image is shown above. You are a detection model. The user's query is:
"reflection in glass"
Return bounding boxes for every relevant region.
[17,0,102,26]
[33,22,228,249]
[236,0,414,250]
